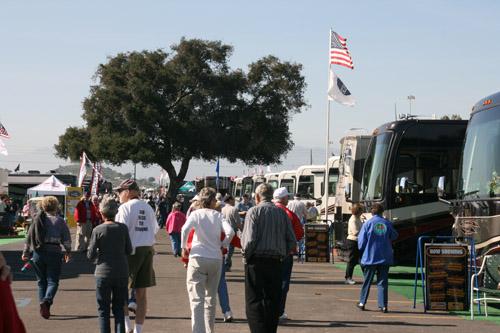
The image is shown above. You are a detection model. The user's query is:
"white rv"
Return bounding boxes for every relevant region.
[295,164,326,201]
[319,156,340,219]
[335,135,372,222]
[232,176,253,199]
[278,170,296,198]
[252,175,266,193]
[265,173,280,190]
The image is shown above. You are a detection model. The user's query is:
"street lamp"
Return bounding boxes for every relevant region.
[407,95,415,115]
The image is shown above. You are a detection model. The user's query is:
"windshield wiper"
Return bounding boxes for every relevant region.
[463,190,479,198]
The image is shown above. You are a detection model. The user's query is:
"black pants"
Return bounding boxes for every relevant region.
[96,277,128,333]
[345,239,360,279]
[245,257,283,333]
[279,255,294,316]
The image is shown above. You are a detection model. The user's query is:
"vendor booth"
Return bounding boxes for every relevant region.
[26,175,67,197]
[25,176,82,227]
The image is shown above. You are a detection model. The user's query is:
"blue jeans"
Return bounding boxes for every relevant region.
[169,232,181,256]
[225,245,234,270]
[359,264,389,308]
[218,259,231,313]
[32,251,63,305]
[280,254,294,316]
[96,277,128,333]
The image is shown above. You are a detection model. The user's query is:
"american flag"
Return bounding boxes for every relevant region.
[330,30,354,69]
[0,122,9,139]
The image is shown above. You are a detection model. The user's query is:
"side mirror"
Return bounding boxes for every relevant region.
[400,177,408,192]
[437,176,445,198]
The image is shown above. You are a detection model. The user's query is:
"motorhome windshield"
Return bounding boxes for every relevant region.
[297,175,314,197]
[362,132,392,200]
[268,180,279,190]
[281,179,295,196]
[460,108,500,198]
[242,179,253,195]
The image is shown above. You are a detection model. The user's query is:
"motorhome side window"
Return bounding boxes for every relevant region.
[392,124,463,207]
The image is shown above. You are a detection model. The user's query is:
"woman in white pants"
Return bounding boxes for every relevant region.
[181,187,234,333]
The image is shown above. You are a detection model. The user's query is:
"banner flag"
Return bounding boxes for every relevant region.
[327,69,355,106]
[77,152,88,187]
[0,139,8,156]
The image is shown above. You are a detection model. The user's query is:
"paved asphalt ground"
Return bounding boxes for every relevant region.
[2,230,497,333]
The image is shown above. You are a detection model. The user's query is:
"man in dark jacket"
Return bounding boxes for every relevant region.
[240,183,296,333]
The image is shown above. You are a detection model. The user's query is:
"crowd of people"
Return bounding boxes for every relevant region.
[8,178,399,333]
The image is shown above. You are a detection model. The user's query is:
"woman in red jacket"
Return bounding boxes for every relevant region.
[165,202,186,257]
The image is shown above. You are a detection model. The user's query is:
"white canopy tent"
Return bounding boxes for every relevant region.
[27,175,67,197]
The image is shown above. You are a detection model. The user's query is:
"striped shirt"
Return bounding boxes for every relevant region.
[240,201,297,260]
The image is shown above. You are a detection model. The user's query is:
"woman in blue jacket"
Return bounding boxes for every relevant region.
[357,203,398,313]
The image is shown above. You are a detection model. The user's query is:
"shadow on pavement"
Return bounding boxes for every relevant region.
[291,280,349,285]
[50,314,98,321]
[3,250,95,281]
[280,319,456,328]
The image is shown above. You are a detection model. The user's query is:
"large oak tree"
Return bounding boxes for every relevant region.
[55,38,307,201]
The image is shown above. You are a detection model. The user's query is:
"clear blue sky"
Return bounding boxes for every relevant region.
[1,0,499,179]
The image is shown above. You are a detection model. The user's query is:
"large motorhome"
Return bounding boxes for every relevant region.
[452,92,500,257]
[360,119,468,262]
[278,170,297,198]
[252,175,266,193]
[265,172,280,190]
[195,176,232,195]
[295,164,326,201]
[319,156,340,219]
[333,135,371,250]
[232,176,253,199]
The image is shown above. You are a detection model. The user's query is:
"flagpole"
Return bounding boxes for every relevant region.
[324,29,332,225]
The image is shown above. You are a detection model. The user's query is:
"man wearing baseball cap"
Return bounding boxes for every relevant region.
[273,187,304,322]
[114,179,159,333]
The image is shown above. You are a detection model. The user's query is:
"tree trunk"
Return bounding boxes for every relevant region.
[162,157,191,209]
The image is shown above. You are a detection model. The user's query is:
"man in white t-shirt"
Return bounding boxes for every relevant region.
[114,179,159,333]
[287,194,308,224]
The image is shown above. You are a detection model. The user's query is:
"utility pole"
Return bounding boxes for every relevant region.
[133,163,136,181]
[310,149,313,165]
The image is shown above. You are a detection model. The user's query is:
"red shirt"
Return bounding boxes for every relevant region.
[275,202,304,242]
[74,199,98,225]
[166,210,187,234]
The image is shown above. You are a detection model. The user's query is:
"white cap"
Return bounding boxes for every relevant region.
[273,187,289,199]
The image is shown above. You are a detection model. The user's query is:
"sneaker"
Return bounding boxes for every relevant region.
[356,303,365,311]
[128,301,137,313]
[279,313,288,321]
[223,310,233,323]
[345,278,356,285]
[40,301,50,319]
[380,306,388,313]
